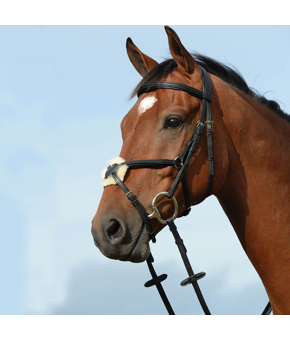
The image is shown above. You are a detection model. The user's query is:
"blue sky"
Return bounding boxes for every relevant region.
[1,25,290,317]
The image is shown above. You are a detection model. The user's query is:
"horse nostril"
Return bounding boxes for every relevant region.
[104,219,125,244]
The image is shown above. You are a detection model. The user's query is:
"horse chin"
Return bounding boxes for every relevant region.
[120,240,151,263]
[118,226,151,263]
[102,241,150,263]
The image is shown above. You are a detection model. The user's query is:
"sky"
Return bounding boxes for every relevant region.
[1,24,290,319]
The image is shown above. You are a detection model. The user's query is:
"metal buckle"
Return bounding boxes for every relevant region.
[174,157,183,169]
[206,120,213,129]
[148,191,178,224]
[196,121,204,128]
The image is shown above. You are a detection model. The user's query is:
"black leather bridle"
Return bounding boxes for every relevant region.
[103,66,272,315]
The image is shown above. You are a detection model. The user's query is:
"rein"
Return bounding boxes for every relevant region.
[104,67,272,315]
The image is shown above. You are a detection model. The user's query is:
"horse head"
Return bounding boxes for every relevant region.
[92,26,228,263]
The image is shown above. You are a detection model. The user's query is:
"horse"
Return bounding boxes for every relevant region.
[91,26,290,315]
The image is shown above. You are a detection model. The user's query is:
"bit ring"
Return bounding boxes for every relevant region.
[148,191,178,224]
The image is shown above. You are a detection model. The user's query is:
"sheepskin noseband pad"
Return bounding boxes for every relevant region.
[101,157,129,187]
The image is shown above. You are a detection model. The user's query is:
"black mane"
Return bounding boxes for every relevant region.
[131,53,290,123]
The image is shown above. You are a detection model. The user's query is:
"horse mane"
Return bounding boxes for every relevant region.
[131,53,290,123]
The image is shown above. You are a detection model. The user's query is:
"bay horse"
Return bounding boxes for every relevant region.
[91,26,290,315]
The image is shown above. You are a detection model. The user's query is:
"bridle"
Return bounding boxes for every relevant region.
[103,66,272,315]
[104,66,212,242]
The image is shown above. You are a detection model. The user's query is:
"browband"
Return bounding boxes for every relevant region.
[137,81,212,102]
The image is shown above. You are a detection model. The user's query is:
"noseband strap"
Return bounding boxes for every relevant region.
[108,167,157,243]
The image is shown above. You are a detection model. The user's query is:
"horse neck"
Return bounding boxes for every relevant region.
[213,77,290,314]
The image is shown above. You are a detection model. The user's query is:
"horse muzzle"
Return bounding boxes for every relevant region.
[91,212,151,263]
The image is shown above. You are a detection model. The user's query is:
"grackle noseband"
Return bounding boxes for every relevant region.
[103,66,272,315]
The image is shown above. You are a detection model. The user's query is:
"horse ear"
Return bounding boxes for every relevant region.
[126,38,158,77]
[164,26,197,75]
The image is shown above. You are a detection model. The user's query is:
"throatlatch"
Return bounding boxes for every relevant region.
[102,67,272,315]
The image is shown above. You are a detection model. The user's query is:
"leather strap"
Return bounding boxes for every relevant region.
[110,170,156,243]
[261,302,272,315]
[167,217,211,315]
[145,253,175,315]
[124,159,176,169]
[167,67,212,204]
[137,81,212,102]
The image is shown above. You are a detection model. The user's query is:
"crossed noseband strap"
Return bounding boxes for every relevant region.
[104,158,181,243]
[103,66,214,243]
[105,163,157,243]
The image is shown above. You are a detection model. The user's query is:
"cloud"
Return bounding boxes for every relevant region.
[0,188,26,314]
[48,258,269,315]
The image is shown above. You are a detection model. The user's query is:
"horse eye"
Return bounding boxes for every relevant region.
[164,117,183,129]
